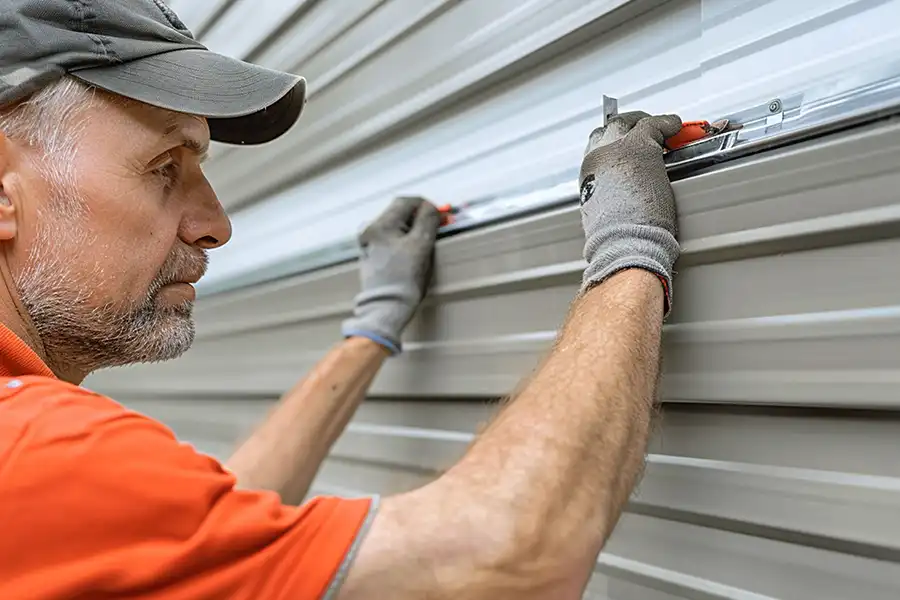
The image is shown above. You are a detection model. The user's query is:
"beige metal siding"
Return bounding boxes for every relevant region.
[92,119,900,405]
[117,395,900,598]
[90,1,900,597]
[90,119,900,598]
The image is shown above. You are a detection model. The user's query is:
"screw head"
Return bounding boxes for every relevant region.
[768,99,782,113]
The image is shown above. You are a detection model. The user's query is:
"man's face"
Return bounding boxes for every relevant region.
[8,92,232,377]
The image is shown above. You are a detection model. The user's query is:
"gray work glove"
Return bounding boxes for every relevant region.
[342,196,441,355]
[579,111,683,316]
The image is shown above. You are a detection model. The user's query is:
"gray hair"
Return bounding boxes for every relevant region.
[0,76,96,195]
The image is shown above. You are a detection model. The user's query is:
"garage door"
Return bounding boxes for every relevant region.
[88,1,900,598]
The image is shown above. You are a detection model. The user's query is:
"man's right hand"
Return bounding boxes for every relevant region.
[579,111,682,316]
[342,196,441,355]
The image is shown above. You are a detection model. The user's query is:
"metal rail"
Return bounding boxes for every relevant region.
[198,58,900,297]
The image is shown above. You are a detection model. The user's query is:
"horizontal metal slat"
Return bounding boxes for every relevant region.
[601,513,900,600]
[118,396,900,556]
[113,394,900,598]
[249,0,390,72]
[199,0,314,60]
[163,0,233,35]
[201,0,672,209]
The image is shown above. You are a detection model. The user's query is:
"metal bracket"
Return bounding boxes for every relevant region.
[601,95,619,127]
[664,96,798,168]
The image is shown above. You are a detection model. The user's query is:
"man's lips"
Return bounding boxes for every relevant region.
[160,280,198,303]
[169,272,204,285]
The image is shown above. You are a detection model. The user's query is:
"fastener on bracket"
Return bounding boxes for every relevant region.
[765,97,784,131]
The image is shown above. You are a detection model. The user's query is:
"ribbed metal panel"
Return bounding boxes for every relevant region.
[94,1,900,597]
[117,396,900,599]
[89,118,900,598]
[91,119,900,406]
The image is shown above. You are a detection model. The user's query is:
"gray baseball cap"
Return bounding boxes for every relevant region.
[0,0,307,145]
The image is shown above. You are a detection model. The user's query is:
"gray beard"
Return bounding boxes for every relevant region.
[14,211,207,376]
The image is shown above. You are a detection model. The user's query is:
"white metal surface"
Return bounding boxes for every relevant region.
[193,0,900,296]
[200,0,315,60]
[163,0,232,36]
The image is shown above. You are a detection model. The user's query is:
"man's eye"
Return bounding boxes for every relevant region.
[153,162,179,189]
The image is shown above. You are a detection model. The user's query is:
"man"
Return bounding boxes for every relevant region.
[0,1,682,598]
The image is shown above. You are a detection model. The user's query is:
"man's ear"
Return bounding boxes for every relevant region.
[0,132,19,241]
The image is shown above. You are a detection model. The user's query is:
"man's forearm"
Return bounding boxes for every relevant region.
[458,268,661,553]
[451,269,662,574]
[225,337,388,505]
[341,269,665,599]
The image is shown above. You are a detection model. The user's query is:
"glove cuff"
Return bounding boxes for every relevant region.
[341,283,420,356]
[582,224,678,318]
[342,327,402,356]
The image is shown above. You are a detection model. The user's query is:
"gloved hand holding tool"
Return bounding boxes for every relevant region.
[579,111,683,316]
[342,196,441,355]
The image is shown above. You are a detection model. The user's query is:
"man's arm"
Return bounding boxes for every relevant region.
[225,337,387,505]
[339,269,663,599]
[226,196,441,505]
[338,113,683,599]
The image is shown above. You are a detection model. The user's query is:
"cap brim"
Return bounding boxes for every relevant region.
[70,48,306,146]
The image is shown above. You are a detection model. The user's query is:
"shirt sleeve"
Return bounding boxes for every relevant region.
[0,385,377,600]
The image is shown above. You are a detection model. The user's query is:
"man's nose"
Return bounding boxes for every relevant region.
[179,175,232,250]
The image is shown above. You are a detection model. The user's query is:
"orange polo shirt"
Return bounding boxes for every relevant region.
[0,325,375,599]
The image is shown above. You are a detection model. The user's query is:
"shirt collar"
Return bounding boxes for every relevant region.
[0,323,55,378]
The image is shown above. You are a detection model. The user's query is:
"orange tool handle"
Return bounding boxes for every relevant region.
[664,121,711,151]
[437,203,457,226]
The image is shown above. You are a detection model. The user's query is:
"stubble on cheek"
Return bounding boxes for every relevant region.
[15,214,208,373]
